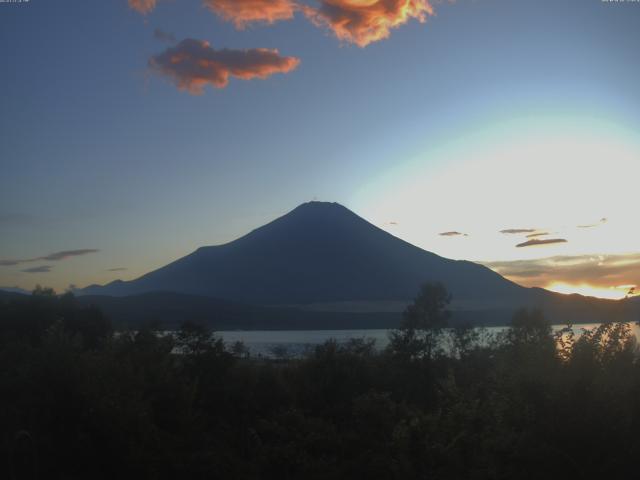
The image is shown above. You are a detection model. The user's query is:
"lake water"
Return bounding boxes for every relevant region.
[217,323,640,357]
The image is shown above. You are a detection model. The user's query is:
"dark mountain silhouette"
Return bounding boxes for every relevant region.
[77,201,638,326]
[0,290,30,302]
[0,286,31,296]
[81,202,529,304]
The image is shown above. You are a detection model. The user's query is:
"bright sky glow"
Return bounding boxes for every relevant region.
[546,282,634,301]
[352,116,640,297]
[354,115,640,260]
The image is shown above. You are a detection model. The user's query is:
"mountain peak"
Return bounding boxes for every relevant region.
[230,200,370,248]
[289,201,352,217]
[295,200,344,209]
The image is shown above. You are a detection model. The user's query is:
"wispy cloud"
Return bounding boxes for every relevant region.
[128,0,157,15]
[153,28,176,43]
[526,231,549,238]
[516,238,567,248]
[0,249,99,267]
[203,0,297,29]
[439,231,468,237]
[302,0,434,47]
[40,249,99,261]
[21,265,52,274]
[578,217,608,228]
[149,38,301,93]
[500,228,536,235]
[0,260,22,267]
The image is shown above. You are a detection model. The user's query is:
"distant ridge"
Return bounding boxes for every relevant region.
[0,286,31,296]
[77,292,401,330]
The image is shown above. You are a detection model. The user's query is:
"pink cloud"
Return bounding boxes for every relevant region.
[203,0,298,29]
[302,0,434,47]
[149,38,301,93]
[128,0,157,15]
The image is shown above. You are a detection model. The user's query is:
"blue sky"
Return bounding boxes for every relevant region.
[1,0,639,298]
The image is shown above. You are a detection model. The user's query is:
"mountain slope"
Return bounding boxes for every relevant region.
[81,201,530,306]
[0,286,31,296]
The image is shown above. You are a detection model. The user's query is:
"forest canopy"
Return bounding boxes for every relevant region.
[1,285,639,479]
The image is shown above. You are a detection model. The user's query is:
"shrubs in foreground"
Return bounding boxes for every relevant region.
[1,286,639,479]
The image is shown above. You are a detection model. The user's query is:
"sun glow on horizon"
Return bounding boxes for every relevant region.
[545,282,636,300]
[354,116,640,260]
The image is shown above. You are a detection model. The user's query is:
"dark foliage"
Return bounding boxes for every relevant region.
[1,285,640,479]
[389,282,451,359]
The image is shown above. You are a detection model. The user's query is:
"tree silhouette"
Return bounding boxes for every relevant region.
[389,282,451,359]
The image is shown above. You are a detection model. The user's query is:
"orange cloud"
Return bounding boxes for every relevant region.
[526,231,549,238]
[483,253,640,299]
[203,0,297,29]
[149,39,301,93]
[516,238,568,248]
[128,0,157,15]
[302,0,434,47]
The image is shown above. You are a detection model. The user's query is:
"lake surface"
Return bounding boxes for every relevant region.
[217,323,640,357]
